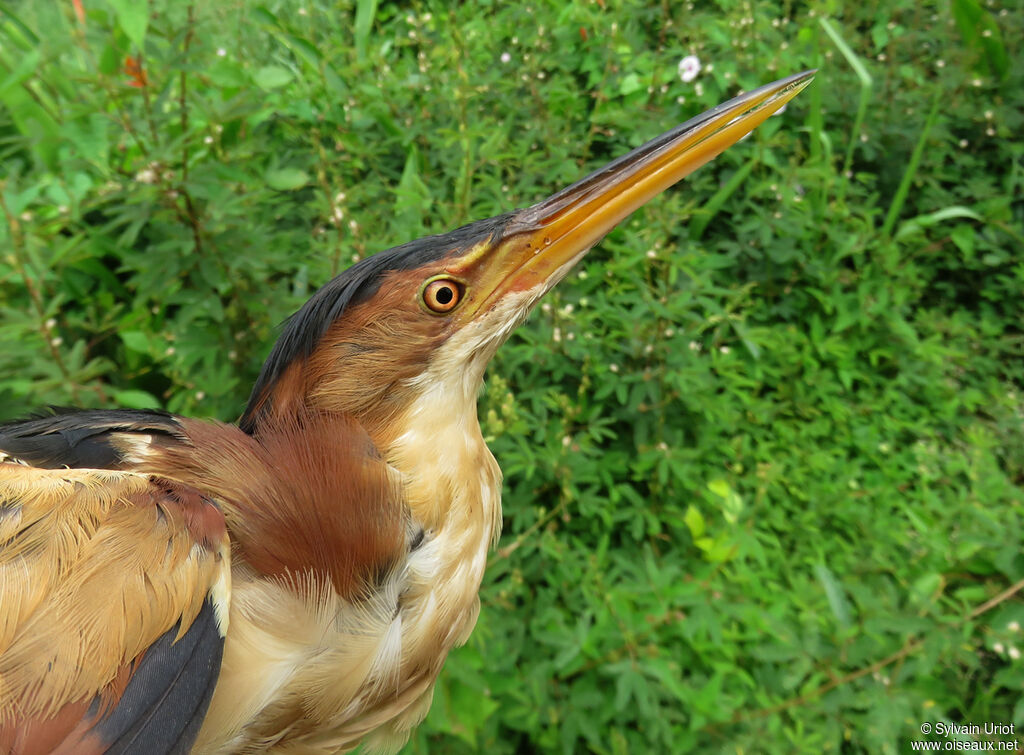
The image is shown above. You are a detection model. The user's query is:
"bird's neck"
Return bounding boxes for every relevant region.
[383,393,502,545]
[372,374,503,661]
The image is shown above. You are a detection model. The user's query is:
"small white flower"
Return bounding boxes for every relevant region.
[609,363,619,373]
[689,341,701,352]
[195,391,205,401]
[216,48,226,57]
[646,249,657,259]
[994,642,1005,654]
[1011,646,1021,660]
[298,7,307,15]
[959,139,969,148]
[135,168,157,184]
[936,59,945,68]
[720,346,730,354]
[677,55,701,83]
[1008,621,1020,632]
[500,52,511,63]
[203,135,214,144]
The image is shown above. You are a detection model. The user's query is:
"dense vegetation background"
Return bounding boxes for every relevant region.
[1,0,1022,752]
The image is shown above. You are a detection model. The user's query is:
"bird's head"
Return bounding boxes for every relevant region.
[240,71,814,443]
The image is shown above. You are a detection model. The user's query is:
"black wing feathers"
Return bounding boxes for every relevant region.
[93,599,224,755]
[0,409,185,469]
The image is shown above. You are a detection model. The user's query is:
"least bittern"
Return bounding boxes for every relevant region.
[0,71,813,753]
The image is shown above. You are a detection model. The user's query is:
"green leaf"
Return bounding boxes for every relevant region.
[619,73,642,96]
[951,0,1009,80]
[814,563,852,628]
[107,0,149,48]
[0,49,40,101]
[707,479,731,499]
[895,206,983,240]
[265,168,309,191]
[707,479,743,523]
[394,144,432,231]
[113,389,161,409]
[120,330,151,354]
[254,65,293,90]
[684,505,706,539]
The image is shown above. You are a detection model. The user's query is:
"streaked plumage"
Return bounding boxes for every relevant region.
[0,72,814,753]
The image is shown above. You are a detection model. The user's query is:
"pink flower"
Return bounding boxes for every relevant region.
[678,55,701,83]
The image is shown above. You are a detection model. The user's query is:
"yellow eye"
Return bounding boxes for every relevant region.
[421,278,464,314]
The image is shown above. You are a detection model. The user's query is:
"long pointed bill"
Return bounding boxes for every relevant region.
[458,70,815,320]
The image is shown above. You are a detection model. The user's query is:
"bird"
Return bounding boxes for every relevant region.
[0,70,813,754]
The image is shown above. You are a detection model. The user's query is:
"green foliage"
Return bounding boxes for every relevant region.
[1,0,1022,752]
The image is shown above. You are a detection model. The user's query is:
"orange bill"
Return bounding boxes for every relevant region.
[457,69,816,319]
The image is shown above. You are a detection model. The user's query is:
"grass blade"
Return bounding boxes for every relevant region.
[354,0,379,61]
[819,18,872,202]
[881,92,942,238]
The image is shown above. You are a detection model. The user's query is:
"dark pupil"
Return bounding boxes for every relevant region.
[435,286,454,305]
